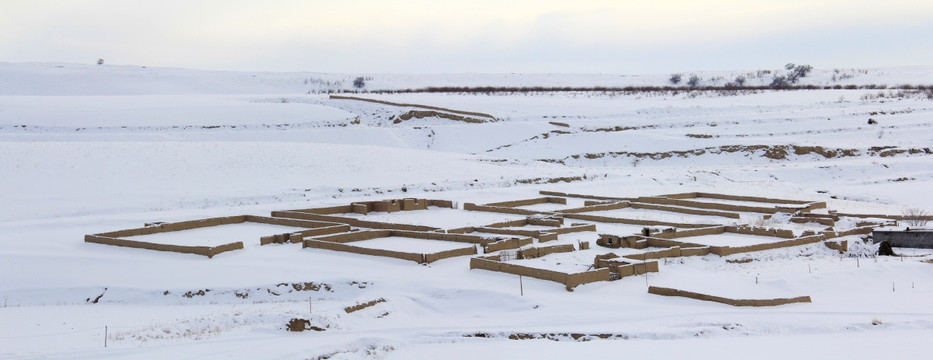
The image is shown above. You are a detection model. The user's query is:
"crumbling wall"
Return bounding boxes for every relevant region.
[628,202,741,219]
[556,201,630,214]
[725,225,796,239]
[468,256,613,291]
[562,213,709,229]
[463,203,544,216]
[84,234,243,258]
[88,215,340,257]
[484,237,534,253]
[424,246,478,263]
[303,239,424,263]
[271,211,441,231]
[519,244,575,259]
[709,234,827,256]
[648,286,811,306]
[329,95,498,121]
[538,190,633,202]
[484,197,567,208]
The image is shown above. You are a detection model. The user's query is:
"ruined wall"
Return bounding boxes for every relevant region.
[311,230,393,243]
[463,203,544,216]
[725,225,796,239]
[329,95,498,121]
[485,197,567,208]
[84,234,243,258]
[484,237,534,253]
[636,196,785,214]
[562,213,708,229]
[538,191,632,202]
[519,244,575,259]
[424,246,478,263]
[303,239,424,263]
[628,202,741,219]
[468,256,612,291]
[271,211,441,231]
[648,286,812,306]
[556,201,631,214]
[709,234,826,256]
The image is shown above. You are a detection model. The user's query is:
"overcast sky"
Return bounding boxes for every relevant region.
[2,0,931,74]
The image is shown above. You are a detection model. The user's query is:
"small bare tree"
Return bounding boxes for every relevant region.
[353,77,366,89]
[97,58,104,65]
[901,208,929,227]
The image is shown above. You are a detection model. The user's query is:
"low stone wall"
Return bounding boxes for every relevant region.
[648,286,812,307]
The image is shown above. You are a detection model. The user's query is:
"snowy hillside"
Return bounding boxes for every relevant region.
[1,62,931,359]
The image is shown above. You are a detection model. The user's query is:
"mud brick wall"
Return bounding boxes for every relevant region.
[424,246,478,263]
[636,196,784,214]
[562,213,707,229]
[463,203,544,216]
[469,257,612,291]
[311,230,393,243]
[329,95,498,121]
[556,201,630,214]
[648,286,812,306]
[85,234,243,258]
[390,230,501,245]
[528,217,564,227]
[484,237,534,253]
[709,234,827,256]
[483,219,531,228]
[271,211,441,231]
[725,225,796,239]
[538,190,632,202]
[628,202,741,219]
[824,240,848,253]
[485,197,567,208]
[303,239,424,263]
[520,244,575,259]
[549,224,597,234]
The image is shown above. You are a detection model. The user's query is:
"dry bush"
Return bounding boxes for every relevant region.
[901,207,929,226]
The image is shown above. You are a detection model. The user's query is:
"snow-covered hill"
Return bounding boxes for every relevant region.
[1,62,931,359]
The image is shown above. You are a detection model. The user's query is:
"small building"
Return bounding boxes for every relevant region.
[873,228,933,249]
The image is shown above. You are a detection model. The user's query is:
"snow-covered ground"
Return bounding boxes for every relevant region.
[1,62,931,359]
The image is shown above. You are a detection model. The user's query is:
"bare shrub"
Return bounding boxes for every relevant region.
[687,75,701,87]
[901,207,929,226]
[669,74,682,85]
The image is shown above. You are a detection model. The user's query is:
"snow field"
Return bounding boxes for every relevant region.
[1,63,932,359]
